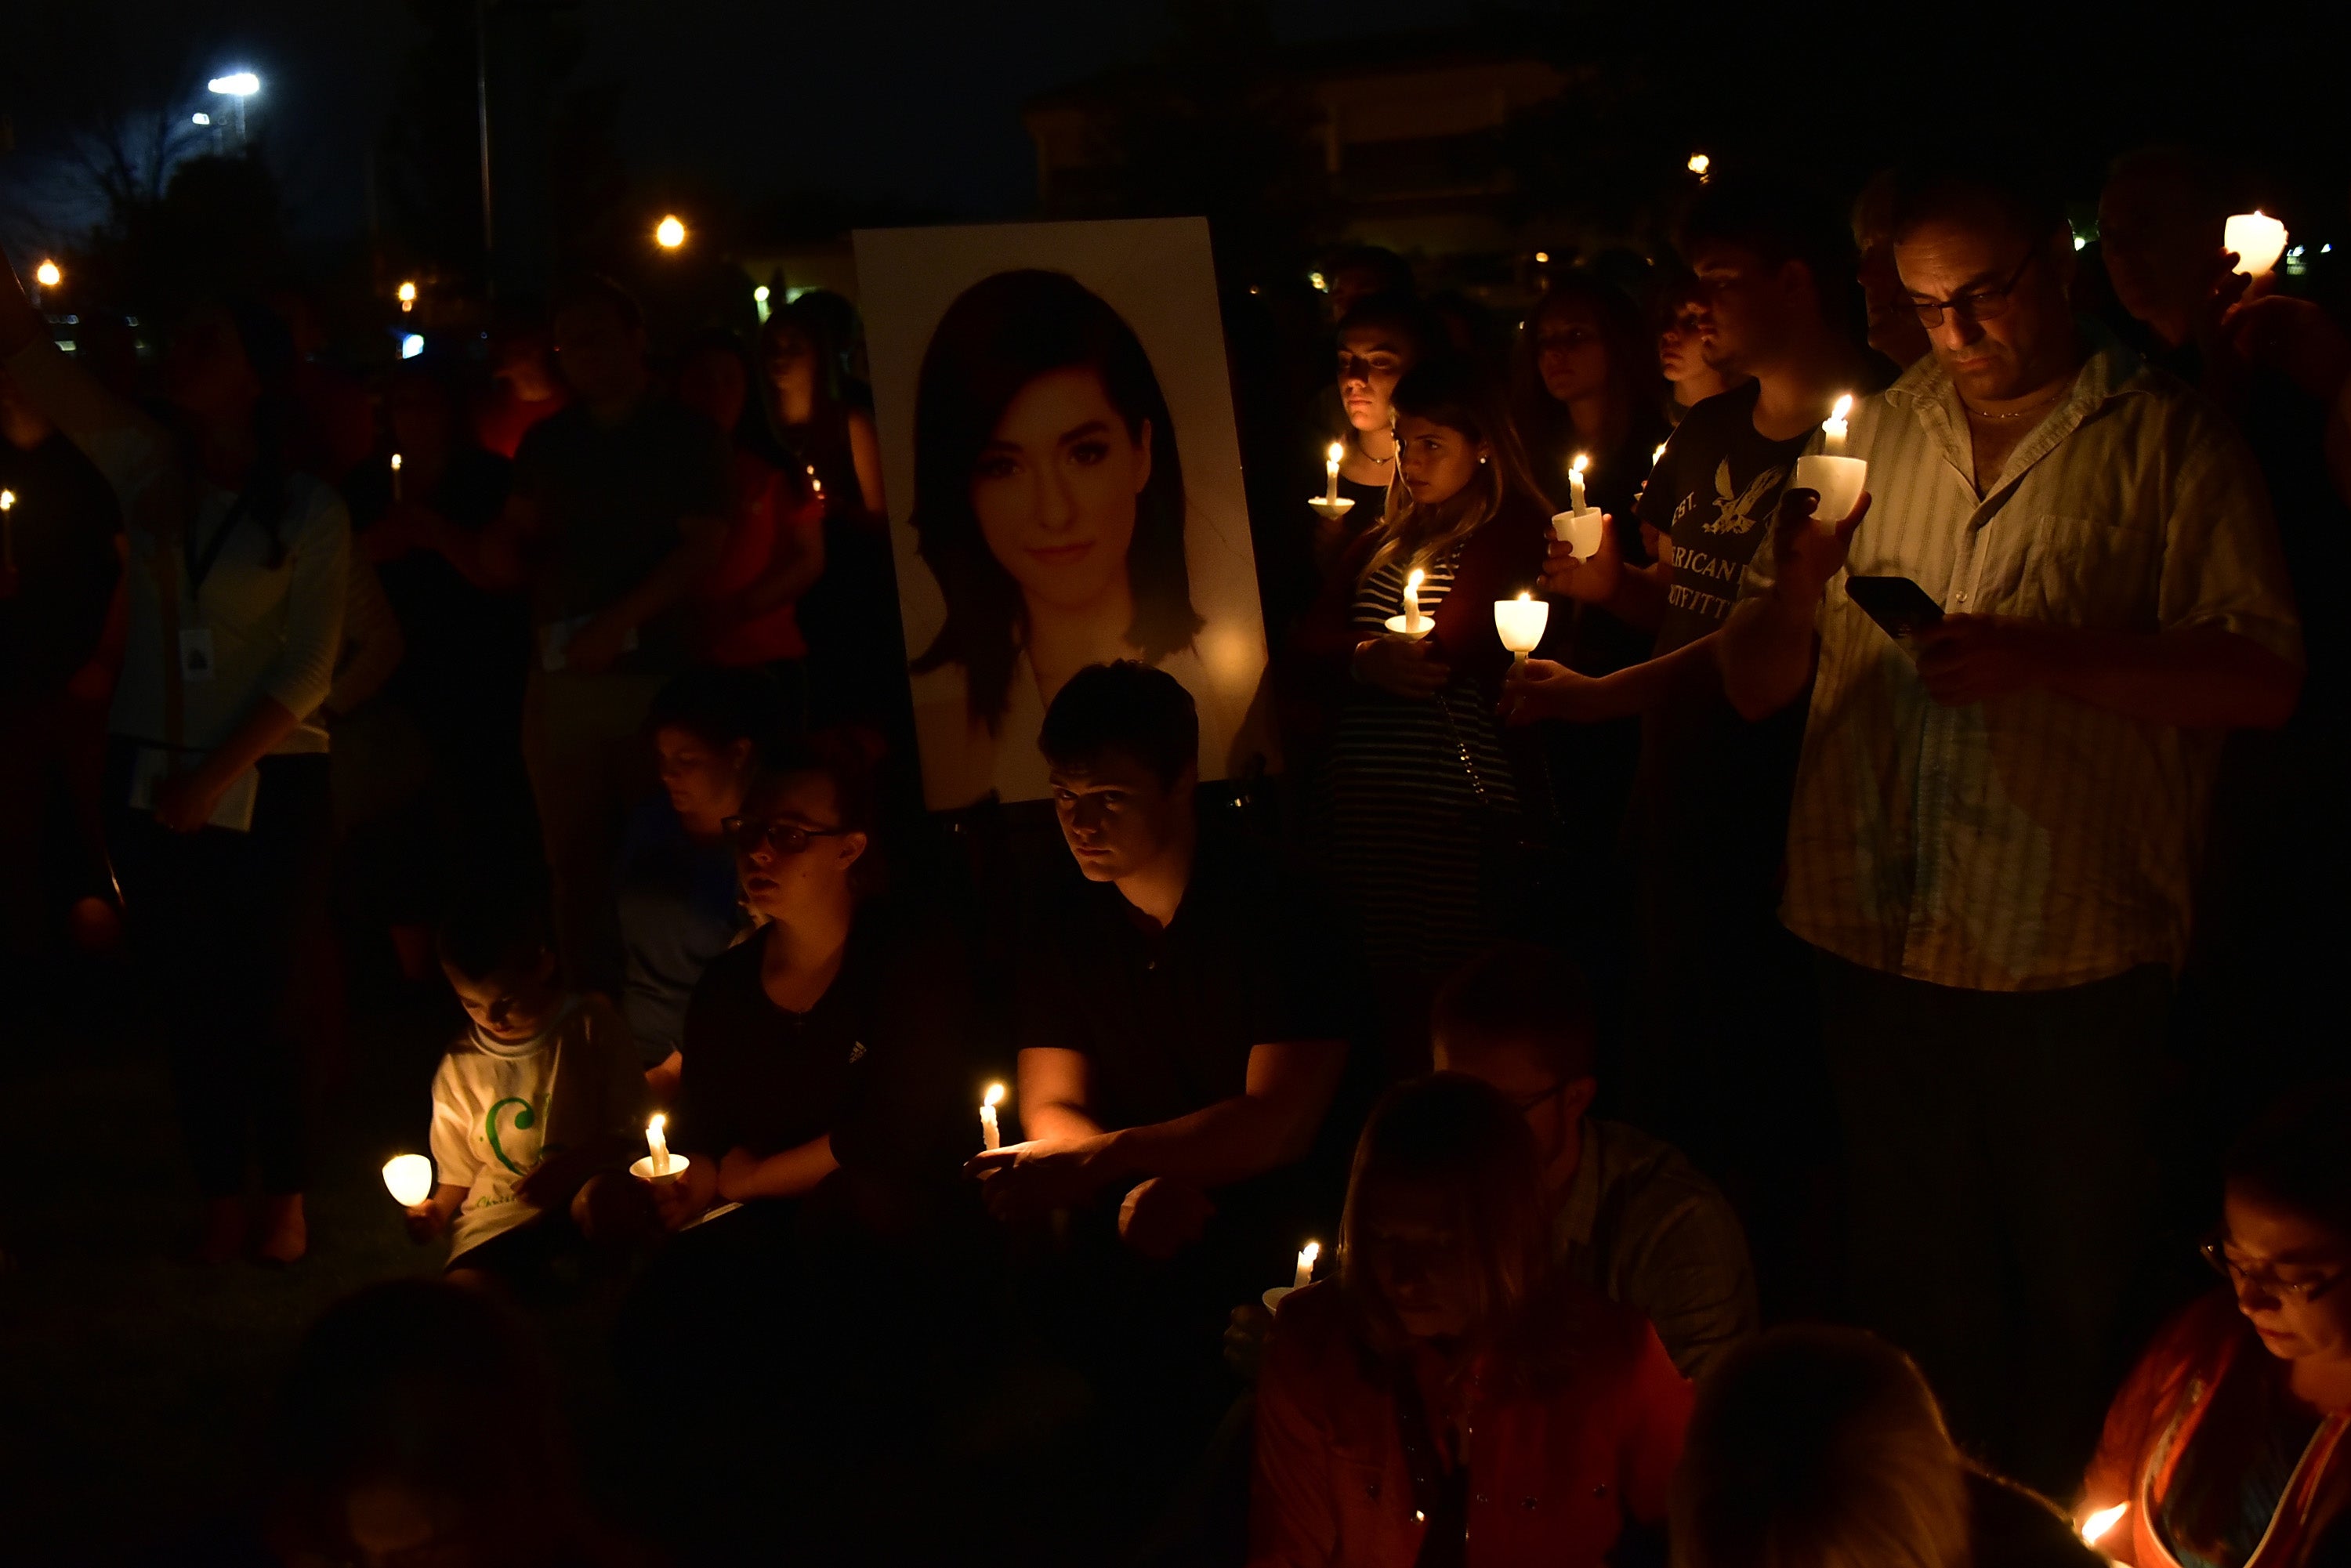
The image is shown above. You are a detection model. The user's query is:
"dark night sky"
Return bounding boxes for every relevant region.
[2,0,1461,246]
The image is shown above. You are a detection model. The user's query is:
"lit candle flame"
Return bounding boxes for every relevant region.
[1571,453,1590,475]
[655,214,687,249]
[1328,441,1344,464]
[1652,444,1666,465]
[984,1083,1005,1109]
[389,453,402,472]
[1517,589,1531,602]
[1687,153,1710,177]
[1831,394,1853,423]
[1300,1240,1320,1267]
[1406,568,1424,591]
[2081,1503,2128,1545]
[0,490,13,510]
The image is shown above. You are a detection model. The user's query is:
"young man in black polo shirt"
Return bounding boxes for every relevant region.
[972,660,1356,1544]
[973,661,1351,1262]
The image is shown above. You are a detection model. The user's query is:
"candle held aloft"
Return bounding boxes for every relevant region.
[2225,212,2288,277]
[1294,1240,1320,1291]
[1568,452,1589,513]
[382,1153,434,1208]
[1494,592,1549,662]
[1308,440,1357,523]
[980,1082,1005,1151]
[1793,393,1867,530]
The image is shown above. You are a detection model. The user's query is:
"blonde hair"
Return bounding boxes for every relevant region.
[1671,1327,1970,1568]
[1358,357,1545,592]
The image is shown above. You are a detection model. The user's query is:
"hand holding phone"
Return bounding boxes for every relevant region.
[1845,574,1944,644]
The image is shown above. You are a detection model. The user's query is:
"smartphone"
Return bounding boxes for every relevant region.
[1844,574,1945,643]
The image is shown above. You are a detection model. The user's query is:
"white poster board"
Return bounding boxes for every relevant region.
[854,217,1273,809]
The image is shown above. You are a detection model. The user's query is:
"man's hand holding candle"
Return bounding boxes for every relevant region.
[1500,658,1612,725]
[1538,514,1621,602]
[1770,486,1870,603]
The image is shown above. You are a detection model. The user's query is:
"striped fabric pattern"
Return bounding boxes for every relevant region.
[1317,546,1520,977]
[1745,337,2302,992]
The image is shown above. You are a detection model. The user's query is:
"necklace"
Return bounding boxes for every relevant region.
[1962,385,2067,422]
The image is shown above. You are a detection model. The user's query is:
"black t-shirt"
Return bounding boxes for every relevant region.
[671,907,973,1201]
[1016,825,1358,1137]
[1639,381,1809,656]
[347,445,527,720]
[513,396,730,674]
[1631,382,1809,881]
[0,432,121,701]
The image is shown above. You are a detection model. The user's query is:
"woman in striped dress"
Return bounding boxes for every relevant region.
[1299,357,1556,1017]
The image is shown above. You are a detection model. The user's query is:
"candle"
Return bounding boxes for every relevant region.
[1293,1240,1320,1291]
[2225,212,2288,278]
[1568,452,1588,512]
[1821,393,1852,456]
[1493,591,1550,662]
[1403,567,1425,632]
[1324,440,1343,506]
[980,1082,1005,1151]
[389,452,403,502]
[2080,1503,2129,1548]
[646,1113,672,1178]
[382,1153,433,1208]
[1,488,13,572]
[1651,443,1666,468]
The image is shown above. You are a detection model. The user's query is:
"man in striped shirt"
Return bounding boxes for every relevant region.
[1720,161,2302,1493]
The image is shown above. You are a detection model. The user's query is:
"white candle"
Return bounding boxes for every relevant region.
[980,1082,1005,1151]
[1403,567,1425,633]
[1568,452,1588,512]
[2225,212,2288,277]
[1324,441,1343,506]
[1293,1240,1320,1291]
[1821,394,1852,456]
[389,452,403,502]
[1,488,13,572]
[382,1153,433,1208]
[1493,592,1549,662]
[646,1114,672,1178]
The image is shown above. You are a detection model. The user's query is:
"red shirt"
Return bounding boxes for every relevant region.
[701,449,822,666]
[1250,1279,1691,1568]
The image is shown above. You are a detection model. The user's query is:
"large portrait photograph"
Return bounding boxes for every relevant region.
[854,217,1273,809]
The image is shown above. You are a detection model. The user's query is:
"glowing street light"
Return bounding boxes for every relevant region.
[208,71,260,143]
[752,283,770,323]
[398,281,418,313]
[191,112,212,125]
[1687,152,1712,179]
[654,215,687,250]
[34,260,61,288]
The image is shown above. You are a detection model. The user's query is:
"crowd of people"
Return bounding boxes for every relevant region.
[2,140,2349,1568]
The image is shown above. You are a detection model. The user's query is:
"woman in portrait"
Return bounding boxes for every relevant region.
[905,269,1212,806]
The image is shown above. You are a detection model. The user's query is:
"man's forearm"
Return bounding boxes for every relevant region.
[2042,625,2301,729]
[1720,583,1821,720]
[1582,636,1716,720]
[1096,1091,1317,1191]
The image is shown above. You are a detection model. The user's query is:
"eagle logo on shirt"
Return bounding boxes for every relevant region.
[1695,460,1785,537]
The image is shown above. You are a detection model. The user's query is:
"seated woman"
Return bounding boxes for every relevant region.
[649,734,972,1241]
[2083,1082,2351,1568]
[614,667,786,1097]
[1249,1074,1690,1568]
[1676,1324,2096,1568]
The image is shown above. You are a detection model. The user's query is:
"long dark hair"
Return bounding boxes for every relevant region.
[680,327,814,508]
[905,270,1202,733]
[1510,274,1661,478]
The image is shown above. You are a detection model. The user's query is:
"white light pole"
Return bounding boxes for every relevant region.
[207,72,260,147]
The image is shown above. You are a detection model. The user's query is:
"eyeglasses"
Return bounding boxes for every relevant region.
[2199,1235,2348,1305]
[1507,1080,1570,1115]
[1910,248,2041,329]
[721,816,848,858]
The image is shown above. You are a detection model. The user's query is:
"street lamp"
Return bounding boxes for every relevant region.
[208,71,260,144]
[654,215,686,250]
[398,281,418,313]
[34,261,61,288]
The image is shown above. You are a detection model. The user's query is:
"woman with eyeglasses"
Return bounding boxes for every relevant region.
[1250,1074,1690,1568]
[2080,1082,2351,1568]
[644,733,973,1239]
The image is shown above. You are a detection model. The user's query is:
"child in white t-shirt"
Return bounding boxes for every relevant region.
[405,895,648,1280]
